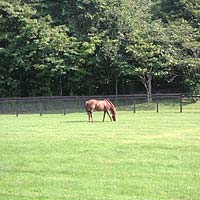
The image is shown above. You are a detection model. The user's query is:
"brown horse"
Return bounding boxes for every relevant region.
[85,99,117,122]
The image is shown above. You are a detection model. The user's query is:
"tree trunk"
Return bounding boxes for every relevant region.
[147,77,152,102]
[138,73,152,102]
[19,73,22,97]
[115,75,118,96]
[59,72,63,96]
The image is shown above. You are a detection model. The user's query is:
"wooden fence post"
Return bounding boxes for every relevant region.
[180,94,183,113]
[133,99,136,113]
[39,100,43,116]
[64,100,67,115]
[156,99,159,113]
[16,101,19,117]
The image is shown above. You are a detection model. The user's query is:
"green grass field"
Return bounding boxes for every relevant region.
[0,108,200,199]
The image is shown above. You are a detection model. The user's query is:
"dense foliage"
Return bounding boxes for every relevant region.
[0,0,199,97]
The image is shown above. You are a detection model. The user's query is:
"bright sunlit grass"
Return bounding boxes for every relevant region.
[0,107,200,199]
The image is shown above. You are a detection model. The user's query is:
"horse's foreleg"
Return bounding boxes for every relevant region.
[103,111,106,122]
[106,111,112,122]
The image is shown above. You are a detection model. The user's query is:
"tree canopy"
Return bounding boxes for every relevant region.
[0,0,199,97]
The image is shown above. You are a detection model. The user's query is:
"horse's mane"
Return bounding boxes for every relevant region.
[104,99,117,113]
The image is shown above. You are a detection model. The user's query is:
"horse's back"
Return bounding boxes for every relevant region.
[85,99,99,112]
[85,99,98,107]
[85,99,107,112]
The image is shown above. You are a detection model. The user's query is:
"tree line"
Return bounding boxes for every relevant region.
[0,0,199,98]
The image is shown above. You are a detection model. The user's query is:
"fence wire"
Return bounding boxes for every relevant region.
[0,94,199,115]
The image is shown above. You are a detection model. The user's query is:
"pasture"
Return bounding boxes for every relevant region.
[0,109,200,199]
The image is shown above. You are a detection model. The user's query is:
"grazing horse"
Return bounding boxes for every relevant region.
[85,99,117,122]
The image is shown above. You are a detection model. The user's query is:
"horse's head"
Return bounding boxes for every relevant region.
[112,115,117,122]
[112,113,117,121]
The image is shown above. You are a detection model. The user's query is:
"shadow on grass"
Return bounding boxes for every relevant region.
[61,120,108,123]
[61,120,87,123]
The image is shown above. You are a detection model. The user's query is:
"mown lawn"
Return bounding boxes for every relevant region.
[0,110,200,200]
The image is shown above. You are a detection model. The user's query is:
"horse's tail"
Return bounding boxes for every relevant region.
[85,100,92,114]
[85,100,89,112]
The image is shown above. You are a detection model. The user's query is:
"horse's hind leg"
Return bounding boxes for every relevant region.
[87,111,93,122]
[87,111,91,122]
[90,113,93,122]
